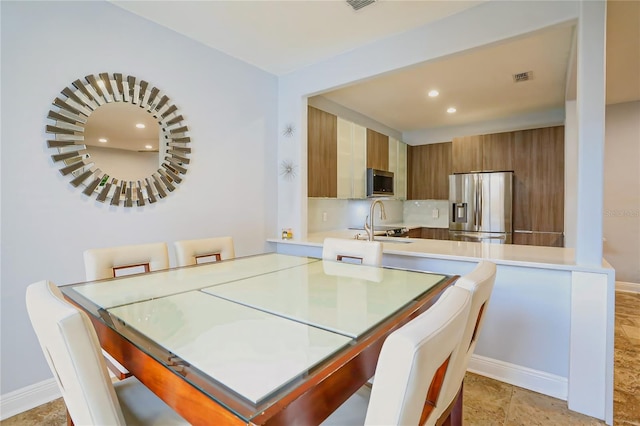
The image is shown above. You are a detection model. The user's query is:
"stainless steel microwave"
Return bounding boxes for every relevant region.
[366,168,394,197]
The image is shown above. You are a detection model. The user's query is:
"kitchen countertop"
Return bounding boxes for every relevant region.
[267,229,613,274]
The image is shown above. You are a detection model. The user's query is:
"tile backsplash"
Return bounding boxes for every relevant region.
[308,198,448,233]
[403,200,449,228]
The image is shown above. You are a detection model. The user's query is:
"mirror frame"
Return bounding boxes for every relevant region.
[46,72,191,207]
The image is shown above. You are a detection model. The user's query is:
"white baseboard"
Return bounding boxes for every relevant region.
[0,378,61,421]
[468,354,568,401]
[616,281,640,293]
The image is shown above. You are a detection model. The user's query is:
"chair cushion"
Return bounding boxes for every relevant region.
[115,378,189,425]
[322,386,371,426]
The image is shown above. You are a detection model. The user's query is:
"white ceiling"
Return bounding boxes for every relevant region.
[316,25,575,132]
[111,0,639,132]
[111,0,484,76]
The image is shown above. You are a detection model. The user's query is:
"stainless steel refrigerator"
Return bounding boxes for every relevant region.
[449,171,513,244]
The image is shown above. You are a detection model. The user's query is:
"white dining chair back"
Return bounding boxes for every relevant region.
[25,281,188,425]
[173,236,235,267]
[83,242,169,281]
[323,285,472,426]
[82,242,169,379]
[435,260,497,421]
[322,238,383,266]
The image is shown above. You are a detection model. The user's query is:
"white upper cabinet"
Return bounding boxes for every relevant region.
[389,137,407,200]
[337,118,367,199]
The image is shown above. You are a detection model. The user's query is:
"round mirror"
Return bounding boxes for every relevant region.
[46,72,191,207]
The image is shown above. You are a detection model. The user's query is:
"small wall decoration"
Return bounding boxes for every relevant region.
[282,123,295,138]
[279,160,298,181]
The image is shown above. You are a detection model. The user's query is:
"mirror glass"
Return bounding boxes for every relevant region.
[46,72,191,207]
[84,103,160,181]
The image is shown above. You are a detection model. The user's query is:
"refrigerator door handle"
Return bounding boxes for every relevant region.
[478,174,483,228]
[474,176,479,227]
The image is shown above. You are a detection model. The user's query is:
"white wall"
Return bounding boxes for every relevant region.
[0,1,277,395]
[603,101,640,283]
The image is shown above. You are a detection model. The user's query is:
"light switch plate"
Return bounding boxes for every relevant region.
[432,208,439,219]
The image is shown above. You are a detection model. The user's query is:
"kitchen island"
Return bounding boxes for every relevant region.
[267,231,615,424]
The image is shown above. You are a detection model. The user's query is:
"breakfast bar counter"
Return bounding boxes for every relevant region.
[267,229,612,273]
[267,230,615,424]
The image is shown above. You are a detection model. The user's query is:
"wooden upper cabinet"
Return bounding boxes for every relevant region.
[482,132,514,171]
[307,106,337,197]
[366,129,389,171]
[407,142,452,200]
[451,135,483,173]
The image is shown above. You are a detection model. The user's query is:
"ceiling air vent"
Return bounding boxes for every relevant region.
[346,0,376,11]
[513,71,533,83]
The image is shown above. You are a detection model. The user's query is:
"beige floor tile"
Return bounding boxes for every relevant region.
[505,387,606,426]
[463,372,513,425]
[621,324,640,340]
[613,388,640,426]
[0,399,66,426]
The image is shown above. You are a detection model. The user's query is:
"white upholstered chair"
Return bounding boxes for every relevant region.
[25,280,188,425]
[83,242,169,281]
[433,260,497,424]
[323,285,472,426]
[322,238,383,266]
[83,242,169,379]
[173,236,235,267]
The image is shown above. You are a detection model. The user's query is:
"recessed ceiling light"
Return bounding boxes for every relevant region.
[98,138,107,143]
[428,90,439,97]
[135,123,146,129]
[447,107,457,114]
[145,145,153,150]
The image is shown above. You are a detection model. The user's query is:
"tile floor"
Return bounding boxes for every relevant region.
[2,291,638,426]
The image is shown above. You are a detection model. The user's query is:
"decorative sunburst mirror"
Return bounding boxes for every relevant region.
[45,72,191,207]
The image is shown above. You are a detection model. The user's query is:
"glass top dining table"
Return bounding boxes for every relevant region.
[61,253,455,425]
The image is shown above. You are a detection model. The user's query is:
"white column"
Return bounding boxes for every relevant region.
[575,0,606,265]
[569,271,615,424]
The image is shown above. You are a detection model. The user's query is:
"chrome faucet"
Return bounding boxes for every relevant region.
[364,199,387,241]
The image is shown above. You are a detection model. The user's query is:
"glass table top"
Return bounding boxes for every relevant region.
[202,261,446,338]
[61,253,449,420]
[108,291,351,404]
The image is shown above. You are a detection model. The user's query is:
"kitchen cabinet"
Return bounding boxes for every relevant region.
[453,132,515,173]
[336,118,367,199]
[422,228,450,240]
[451,135,482,173]
[513,126,564,244]
[482,132,514,171]
[366,129,389,171]
[513,232,564,247]
[307,106,337,197]
[388,137,407,200]
[407,142,451,200]
[406,227,450,240]
[407,227,422,238]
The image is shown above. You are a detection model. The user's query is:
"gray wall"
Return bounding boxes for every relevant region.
[1,1,278,394]
[603,101,640,283]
